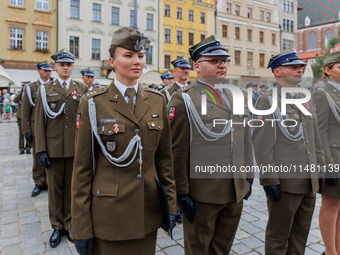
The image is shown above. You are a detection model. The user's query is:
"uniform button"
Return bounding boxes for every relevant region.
[96,190,99,195]
[65,117,69,120]
[65,126,68,129]
[233,142,237,145]
[334,144,337,147]
[158,126,161,129]
[308,151,311,155]
[233,155,236,159]
[304,128,307,132]
[66,108,69,111]
[306,140,309,143]
[65,99,68,102]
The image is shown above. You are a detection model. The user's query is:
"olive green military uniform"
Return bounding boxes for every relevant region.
[169,82,254,255]
[160,82,181,103]
[71,82,176,254]
[252,85,325,255]
[313,82,340,199]
[13,91,32,152]
[35,79,88,231]
[21,81,46,186]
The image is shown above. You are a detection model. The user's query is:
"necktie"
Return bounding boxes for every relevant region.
[125,88,135,113]
[63,82,68,94]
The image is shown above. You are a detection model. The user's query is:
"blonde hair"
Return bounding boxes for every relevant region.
[322,63,335,78]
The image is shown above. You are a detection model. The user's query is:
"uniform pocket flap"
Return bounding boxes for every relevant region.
[47,94,62,102]
[92,180,119,197]
[146,119,163,131]
[46,131,56,138]
[98,123,125,135]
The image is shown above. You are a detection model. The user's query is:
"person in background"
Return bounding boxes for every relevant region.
[260,84,268,93]
[10,90,18,118]
[160,71,174,88]
[81,67,95,91]
[93,82,101,89]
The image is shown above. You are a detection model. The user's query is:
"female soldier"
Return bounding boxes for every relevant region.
[313,52,340,255]
[71,27,176,255]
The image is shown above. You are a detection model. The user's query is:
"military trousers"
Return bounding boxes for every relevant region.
[46,157,74,231]
[183,200,243,255]
[265,191,316,255]
[31,137,47,186]
[17,118,32,151]
[93,229,157,255]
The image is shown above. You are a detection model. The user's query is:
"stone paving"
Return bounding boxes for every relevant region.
[0,122,325,255]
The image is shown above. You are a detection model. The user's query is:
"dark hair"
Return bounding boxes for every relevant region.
[322,63,335,78]
[109,44,117,72]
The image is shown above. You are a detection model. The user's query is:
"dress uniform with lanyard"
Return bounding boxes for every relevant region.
[71,27,177,255]
[160,58,191,104]
[21,61,53,197]
[313,52,340,255]
[168,35,254,255]
[35,49,88,248]
[252,49,325,255]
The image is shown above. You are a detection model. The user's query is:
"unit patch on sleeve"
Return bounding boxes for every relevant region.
[169,106,176,120]
[76,113,81,129]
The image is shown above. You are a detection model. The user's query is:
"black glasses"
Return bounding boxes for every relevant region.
[197,59,231,66]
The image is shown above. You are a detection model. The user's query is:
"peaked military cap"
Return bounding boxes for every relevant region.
[51,48,75,63]
[161,71,174,80]
[260,84,268,89]
[189,35,231,62]
[171,57,191,68]
[36,61,53,71]
[267,49,306,72]
[111,27,143,52]
[324,52,340,66]
[93,82,101,88]
[80,67,95,77]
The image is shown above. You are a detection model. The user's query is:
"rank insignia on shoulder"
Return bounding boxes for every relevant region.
[169,106,176,120]
[152,114,159,118]
[76,113,81,129]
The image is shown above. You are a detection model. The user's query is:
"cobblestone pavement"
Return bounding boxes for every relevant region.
[0,122,325,255]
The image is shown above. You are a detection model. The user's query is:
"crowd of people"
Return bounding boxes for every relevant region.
[5,26,340,255]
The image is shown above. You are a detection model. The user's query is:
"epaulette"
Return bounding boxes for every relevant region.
[179,85,191,93]
[86,87,108,98]
[159,84,173,92]
[144,87,162,95]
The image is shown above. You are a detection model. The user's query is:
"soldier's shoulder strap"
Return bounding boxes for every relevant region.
[179,85,191,93]
[85,87,108,98]
[144,87,162,96]
[159,84,173,92]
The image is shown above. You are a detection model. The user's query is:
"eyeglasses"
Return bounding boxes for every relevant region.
[197,59,231,66]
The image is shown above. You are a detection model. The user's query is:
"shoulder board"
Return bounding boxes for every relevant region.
[86,87,108,98]
[144,87,161,95]
[179,85,191,93]
[160,84,173,92]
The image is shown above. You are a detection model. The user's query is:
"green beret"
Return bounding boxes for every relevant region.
[111,27,143,52]
[324,52,340,66]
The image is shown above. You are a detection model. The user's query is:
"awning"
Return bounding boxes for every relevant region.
[0,65,15,88]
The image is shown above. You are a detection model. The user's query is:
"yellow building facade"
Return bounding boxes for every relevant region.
[0,0,57,82]
[159,0,216,80]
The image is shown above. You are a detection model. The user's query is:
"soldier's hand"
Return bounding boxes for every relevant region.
[74,238,94,255]
[177,194,195,223]
[318,172,325,193]
[264,185,281,201]
[24,132,33,144]
[244,179,254,200]
[37,152,50,169]
[161,215,177,232]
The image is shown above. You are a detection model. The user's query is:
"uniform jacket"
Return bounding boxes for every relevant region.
[21,80,41,135]
[161,82,181,103]
[35,79,88,158]
[168,81,254,204]
[252,84,325,194]
[71,82,176,241]
[13,91,22,118]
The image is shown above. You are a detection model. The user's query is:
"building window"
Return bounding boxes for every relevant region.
[130,10,135,27]
[201,34,206,41]
[188,32,194,46]
[233,80,239,86]
[226,3,231,14]
[111,7,119,25]
[164,29,171,43]
[260,10,264,21]
[146,46,152,65]
[259,53,265,67]
[290,20,293,32]
[271,33,276,45]
[247,29,252,41]
[283,0,286,11]
[10,0,23,6]
[235,50,241,65]
[286,19,289,31]
[325,29,334,47]
[247,8,252,18]
[177,7,182,19]
[164,55,171,69]
[200,12,205,23]
[247,52,253,66]
[165,5,170,17]
[9,28,23,49]
[308,32,317,50]
[70,0,80,19]
[177,31,183,44]
[197,0,202,2]
[259,31,264,43]
[283,19,285,31]
[69,36,79,58]
[146,14,153,30]
[222,25,228,38]
[286,1,289,12]
[235,5,240,16]
[235,27,240,40]
[92,3,101,22]
[36,31,48,50]
[266,12,271,22]
[283,39,294,50]
[188,10,194,21]
[37,0,48,10]
[92,39,101,60]
[290,2,293,12]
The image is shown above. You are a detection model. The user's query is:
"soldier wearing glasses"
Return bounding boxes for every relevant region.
[168,35,254,255]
